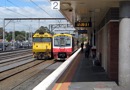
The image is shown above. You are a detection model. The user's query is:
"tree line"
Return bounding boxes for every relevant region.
[0,26,54,42]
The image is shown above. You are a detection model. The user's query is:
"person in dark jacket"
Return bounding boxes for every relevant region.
[85,42,91,58]
[81,42,84,52]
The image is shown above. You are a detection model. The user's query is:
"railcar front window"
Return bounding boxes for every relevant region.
[66,38,71,46]
[60,38,65,46]
[41,38,51,42]
[33,37,51,42]
[54,38,59,46]
[54,36,71,47]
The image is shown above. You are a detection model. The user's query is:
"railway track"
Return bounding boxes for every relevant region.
[0,55,33,72]
[0,59,61,90]
[0,60,44,81]
[0,49,63,90]
[0,49,32,60]
[0,54,32,64]
[0,49,33,72]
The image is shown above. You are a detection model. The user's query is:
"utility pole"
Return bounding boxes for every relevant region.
[12,21,15,50]
[25,30,27,41]
[3,19,12,51]
[3,19,5,51]
[30,25,32,42]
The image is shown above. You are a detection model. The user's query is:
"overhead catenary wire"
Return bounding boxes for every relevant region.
[3,0,68,32]
[29,0,67,33]
[30,0,64,20]
[6,0,33,16]
[30,0,52,18]
[44,0,68,32]
[0,2,12,17]
[5,7,28,17]
[1,0,28,17]
[47,0,66,25]
[46,0,65,17]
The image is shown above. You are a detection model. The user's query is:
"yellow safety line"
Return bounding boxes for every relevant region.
[56,55,79,90]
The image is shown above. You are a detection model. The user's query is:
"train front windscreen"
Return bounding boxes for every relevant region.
[33,37,51,42]
[54,36,71,47]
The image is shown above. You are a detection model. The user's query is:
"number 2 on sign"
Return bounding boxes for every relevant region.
[51,1,60,10]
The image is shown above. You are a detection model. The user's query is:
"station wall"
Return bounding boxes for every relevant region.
[96,21,119,82]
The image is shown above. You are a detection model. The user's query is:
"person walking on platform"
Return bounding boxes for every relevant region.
[85,42,91,58]
[81,42,84,52]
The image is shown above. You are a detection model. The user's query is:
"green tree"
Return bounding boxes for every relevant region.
[0,28,8,39]
[6,32,12,41]
[16,34,25,41]
[35,26,51,33]
[5,31,29,41]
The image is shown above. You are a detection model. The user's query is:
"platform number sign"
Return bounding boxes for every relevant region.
[51,1,60,10]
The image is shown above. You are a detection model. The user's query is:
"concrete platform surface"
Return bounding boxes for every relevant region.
[52,52,130,90]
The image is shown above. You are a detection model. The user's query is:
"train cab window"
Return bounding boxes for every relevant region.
[54,37,65,46]
[65,38,71,46]
[54,38,59,46]
[41,38,51,42]
[33,37,51,42]
[33,38,41,42]
[60,38,65,46]
[54,36,71,47]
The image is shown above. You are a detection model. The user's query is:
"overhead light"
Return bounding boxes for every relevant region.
[61,2,71,7]
[61,2,73,12]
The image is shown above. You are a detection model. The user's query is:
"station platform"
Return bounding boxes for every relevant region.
[52,51,121,90]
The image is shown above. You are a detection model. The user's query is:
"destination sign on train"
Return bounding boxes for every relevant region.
[75,22,92,27]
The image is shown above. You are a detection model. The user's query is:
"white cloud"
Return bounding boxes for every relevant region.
[0,1,75,33]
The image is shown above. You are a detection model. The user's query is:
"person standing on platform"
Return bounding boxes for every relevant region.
[85,42,91,58]
[81,42,84,52]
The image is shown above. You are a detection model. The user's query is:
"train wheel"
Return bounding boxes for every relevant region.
[37,55,42,60]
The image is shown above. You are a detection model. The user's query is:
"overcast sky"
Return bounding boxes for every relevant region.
[0,0,75,33]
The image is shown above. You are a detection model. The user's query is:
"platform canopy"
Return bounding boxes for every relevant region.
[59,0,124,29]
